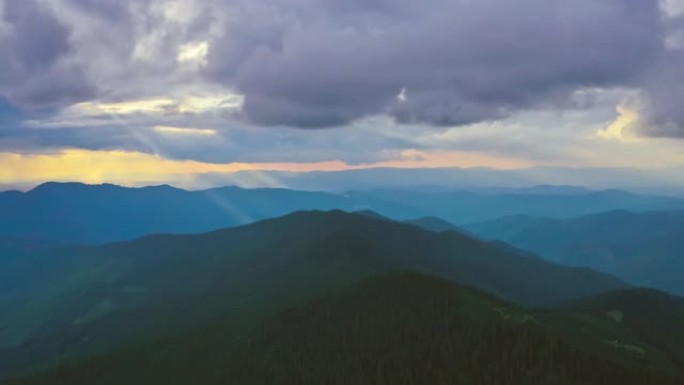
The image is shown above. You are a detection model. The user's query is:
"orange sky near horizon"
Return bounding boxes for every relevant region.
[0,148,533,189]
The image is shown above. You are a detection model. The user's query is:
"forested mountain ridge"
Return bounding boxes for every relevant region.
[5,271,683,385]
[0,210,627,378]
[550,287,684,369]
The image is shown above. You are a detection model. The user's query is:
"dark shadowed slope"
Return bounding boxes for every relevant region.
[466,210,684,295]
[5,272,681,385]
[550,288,684,370]
[355,210,462,233]
[0,211,626,378]
[0,236,63,289]
[403,216,460,232]
[0,237,66,347]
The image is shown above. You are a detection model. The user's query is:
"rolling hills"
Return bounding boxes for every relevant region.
[0,210,627,378]
[466,210,684,295]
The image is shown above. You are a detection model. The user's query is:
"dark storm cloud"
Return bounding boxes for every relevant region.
[4,1,70,70]
[627,16,684,138]
[0,0,94,108]
[206,0,664,128]
[65,0,134,22]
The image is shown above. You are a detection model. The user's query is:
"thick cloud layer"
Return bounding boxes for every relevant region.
[0,0,93,107]
[206,0,663,127]
[1,0,684,148]
[627,15,684,138]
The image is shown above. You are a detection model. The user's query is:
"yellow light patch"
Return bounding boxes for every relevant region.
[71,99,176,115]
[597,105,639,142]
[153,126,217,136]
[75,95,241,116]
[0,149,349,187]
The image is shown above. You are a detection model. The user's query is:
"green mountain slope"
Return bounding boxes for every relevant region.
[465,210,684,295]
[0,211,626,378]
[6,272,681,385]
[0,238,66,348]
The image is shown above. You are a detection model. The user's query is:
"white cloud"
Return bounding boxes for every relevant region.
[24,93,243,129]
[663,0,684,16]
[153,125,217,136]
[177,41,209,64]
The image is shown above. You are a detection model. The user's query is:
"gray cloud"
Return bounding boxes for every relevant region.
[0,116,416,165]
[0,0,677,132]
[627,15,684,138]
[0,0,683,171]
[0,0,94,108]
[207,0,663,128]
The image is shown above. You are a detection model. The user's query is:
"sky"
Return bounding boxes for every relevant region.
[1,0,684,188]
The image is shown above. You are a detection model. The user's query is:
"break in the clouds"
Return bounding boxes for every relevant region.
[0,0,683,178]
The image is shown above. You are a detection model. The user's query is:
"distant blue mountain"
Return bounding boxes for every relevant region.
[3,182,684,244]
[346,188,684,225]
[0,183,357,244]
[466,210,684,296]
[195,166,684,195]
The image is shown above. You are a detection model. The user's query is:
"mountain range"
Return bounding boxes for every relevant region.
[0,210,634,380]
[191,166,684,195]
[466,210,684,296]
[3,182,684,244]
[2,182,684,383]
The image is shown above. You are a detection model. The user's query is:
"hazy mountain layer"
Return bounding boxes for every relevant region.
[3,182,684,244]
[466,210,684,295]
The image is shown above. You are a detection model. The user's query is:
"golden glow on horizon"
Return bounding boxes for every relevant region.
[0,149,530,188]
[375,149,532,169]
[0,150,349,186]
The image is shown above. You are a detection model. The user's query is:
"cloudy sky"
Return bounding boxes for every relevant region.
[1,0,684,188]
